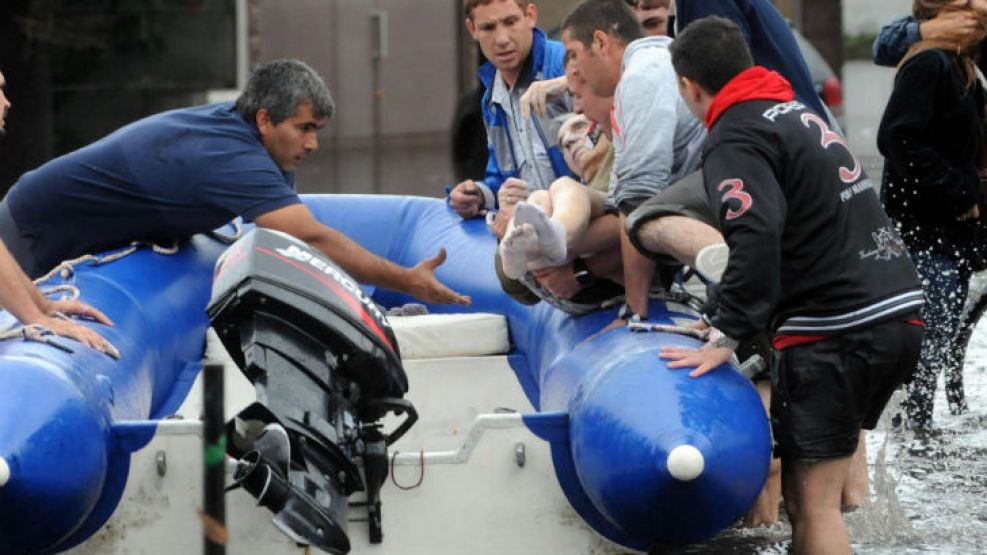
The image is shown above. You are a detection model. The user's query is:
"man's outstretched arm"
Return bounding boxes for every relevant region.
[255,204,471,306]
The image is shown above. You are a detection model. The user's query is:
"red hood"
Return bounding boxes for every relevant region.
[705,66,795,129]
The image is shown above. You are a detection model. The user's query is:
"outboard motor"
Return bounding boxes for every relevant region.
[207,228,417,554]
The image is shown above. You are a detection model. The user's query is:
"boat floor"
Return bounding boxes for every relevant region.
[67,314,629,555]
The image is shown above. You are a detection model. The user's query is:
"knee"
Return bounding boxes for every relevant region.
[548,177,582,196]
[528,190,550,206]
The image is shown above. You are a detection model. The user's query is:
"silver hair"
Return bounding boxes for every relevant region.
[553,112,582,145]
[236,59,334,125]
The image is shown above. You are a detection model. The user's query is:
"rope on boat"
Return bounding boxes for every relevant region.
[627,321,710,340]
[33,241,180,284]
[39,284,80,301]
[208,218,244,245]
[0,221,241,357]
[0,324,74,352]
[0,314,122,359]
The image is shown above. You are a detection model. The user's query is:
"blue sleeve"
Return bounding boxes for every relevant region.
[872,16,920,67]
[201,151,301,222]
[444,142,499,212]
[676,0,753,43]
[477,142,504,211]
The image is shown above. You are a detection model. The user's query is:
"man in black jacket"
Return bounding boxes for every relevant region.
[657,17,926,554]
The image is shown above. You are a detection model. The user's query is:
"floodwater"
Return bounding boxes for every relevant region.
[656,279,987,554]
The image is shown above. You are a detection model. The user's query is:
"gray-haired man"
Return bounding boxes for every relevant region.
[0,59,469,306]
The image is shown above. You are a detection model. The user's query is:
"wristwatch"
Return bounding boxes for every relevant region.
[573,258,594,287]
[707,327,740,350]
[617,303,647,322]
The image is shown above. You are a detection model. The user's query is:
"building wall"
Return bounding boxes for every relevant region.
[843,0,906,36]
[253,0,459,145]
[800,0,844,78]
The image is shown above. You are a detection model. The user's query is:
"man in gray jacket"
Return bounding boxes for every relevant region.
[561,0,718,320]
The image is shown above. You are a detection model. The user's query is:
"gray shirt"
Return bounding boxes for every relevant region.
[490,71,563,192]
[611,36,706,213]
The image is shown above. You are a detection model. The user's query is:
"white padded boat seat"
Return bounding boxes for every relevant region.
[388,313,510,359]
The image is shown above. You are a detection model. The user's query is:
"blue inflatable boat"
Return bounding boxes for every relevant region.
[0,195,770,553]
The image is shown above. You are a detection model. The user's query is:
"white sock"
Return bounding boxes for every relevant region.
[513,202,567,265]
[500,222,539,279]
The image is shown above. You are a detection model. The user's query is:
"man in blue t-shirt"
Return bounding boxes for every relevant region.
[0,60,469,306]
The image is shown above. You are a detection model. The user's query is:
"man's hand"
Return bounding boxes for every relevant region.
[520,76,569,119]
[660,343,733,378]
[491,178,530,239]
[46,298,114,326]
[920,9,982,43]
[532,264,582,299]
[33,298,114,351]
[37,315,111,352]
[407,248,472,306]
[497,178,530,207]
[450,180,485,219]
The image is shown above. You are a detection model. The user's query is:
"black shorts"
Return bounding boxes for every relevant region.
[770,316,923,461]
[625,170,719,262]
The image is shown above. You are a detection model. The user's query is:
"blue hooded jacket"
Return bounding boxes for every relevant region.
[674,0,832,125]
[474,28,571,210]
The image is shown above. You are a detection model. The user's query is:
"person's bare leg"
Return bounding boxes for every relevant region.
[841,434,870,512]
[584,249,623,283]
[743,380,781,528]
[570,214,620,257]
[620,214,656,317]
[545,178,592,246]
[515,178,596,268]
[635,214,724,268]
[527,189,553,215]
[782,457,853,555]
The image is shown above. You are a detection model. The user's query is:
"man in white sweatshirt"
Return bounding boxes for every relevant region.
[507,0,720,321]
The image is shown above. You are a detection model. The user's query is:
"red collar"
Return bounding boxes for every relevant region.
[705,66,795,129]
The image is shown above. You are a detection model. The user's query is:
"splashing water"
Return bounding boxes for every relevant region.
[653,271,987,554]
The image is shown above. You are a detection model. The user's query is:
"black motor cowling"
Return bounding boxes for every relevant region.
[207,228,417,553]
